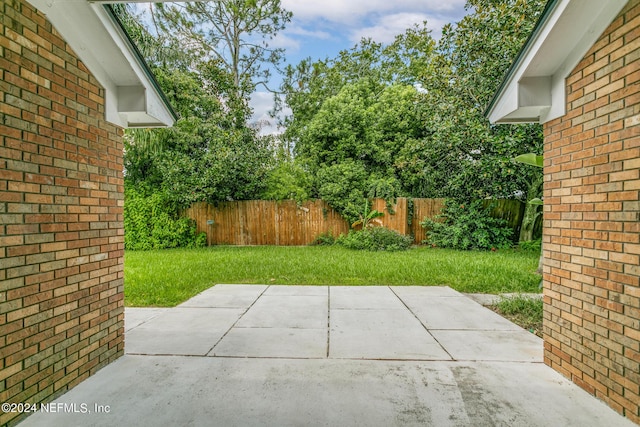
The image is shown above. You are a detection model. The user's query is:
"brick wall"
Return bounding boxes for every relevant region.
[0,1,125,425]
[542,0,640,423]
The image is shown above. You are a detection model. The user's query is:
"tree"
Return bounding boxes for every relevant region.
[293,80,429,222]
[279,2,546,211]
[280,26,434,146]
[123,66,273,207]
[261,161,312,202]
[298,80,425,174]
[112,4,278,249]
[152,0,291,119]
[412,0,546,202]
[113,4,277,204]
[277,27,435,219]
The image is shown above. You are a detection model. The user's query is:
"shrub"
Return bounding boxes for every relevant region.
[315,160,369,225]
[310,231,336,246]
[421,199,513,250]
[519,239,541,253]
[315,161,401,225]
[124,184,206,250]
[262,161,312,203]
[336,227,413,251]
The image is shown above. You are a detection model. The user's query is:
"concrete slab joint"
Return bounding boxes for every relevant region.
[18,285,636,427]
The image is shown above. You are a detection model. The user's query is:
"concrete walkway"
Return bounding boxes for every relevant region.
[20,285,634,426]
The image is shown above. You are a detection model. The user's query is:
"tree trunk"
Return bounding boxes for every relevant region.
[519,174,543,242]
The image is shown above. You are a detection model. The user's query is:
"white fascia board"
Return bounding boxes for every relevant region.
[488,0,628,125]
[26,0,175,128]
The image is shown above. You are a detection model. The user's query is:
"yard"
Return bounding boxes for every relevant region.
[124,246,541,307]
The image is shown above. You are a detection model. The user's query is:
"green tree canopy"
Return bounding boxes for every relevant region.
[279,0,546,213]
[114,4,275,207]
[407,0,546,201]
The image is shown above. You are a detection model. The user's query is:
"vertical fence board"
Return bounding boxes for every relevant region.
[372,198,408,234]
[411,198,446,244]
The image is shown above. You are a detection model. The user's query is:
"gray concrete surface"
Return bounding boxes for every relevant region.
[464,292,542,307]
[19,285,635,427]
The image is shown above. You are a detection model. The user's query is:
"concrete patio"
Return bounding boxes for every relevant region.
[19,285,635,426]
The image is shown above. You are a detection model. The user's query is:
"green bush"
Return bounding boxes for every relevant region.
[262,161,312,203]
[336,227,413,251]
[519,238,541,253]
[315,160,370,225]
[310,231,336,246]
[124,184,206,250]
[421,199,513,250]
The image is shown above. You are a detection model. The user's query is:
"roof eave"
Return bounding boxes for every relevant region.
[103,5,178,128]
[27,0,177,128]
[486,0,629,125]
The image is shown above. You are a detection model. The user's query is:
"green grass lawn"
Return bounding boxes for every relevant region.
[124,246,541,307]
[491,295,543,337]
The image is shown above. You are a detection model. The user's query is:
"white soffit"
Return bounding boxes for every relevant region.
[27,0,176,128]
[487,0,629,124]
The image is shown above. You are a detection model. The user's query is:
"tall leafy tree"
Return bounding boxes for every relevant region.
[152,0,291,121]
[113,4,273,206]
[276,1,547,231]
[406,0,546,201]
[277,25,435,220]
[280,26,434,145]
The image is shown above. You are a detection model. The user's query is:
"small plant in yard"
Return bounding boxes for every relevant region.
[518,238,541,253]
[351,201,384,230]
[421,199,513,251]
[491,295,543,337]
[336,227,413,251]
[310,231,336,246]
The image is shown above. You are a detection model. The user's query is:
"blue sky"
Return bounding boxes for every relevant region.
[277,0,467,64]
[252,0,468,132]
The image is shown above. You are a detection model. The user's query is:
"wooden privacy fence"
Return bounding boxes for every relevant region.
[184,198,524,246]
[409,198,447,244]
[184,200,349,246]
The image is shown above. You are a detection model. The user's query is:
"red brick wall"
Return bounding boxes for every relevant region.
[0,1,125,425]
[542,0,640,423]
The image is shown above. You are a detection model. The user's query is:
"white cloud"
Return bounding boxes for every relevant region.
[352,13,453,43]
[422,17,451,40]
[279,0,466,51]
[249,91,290,135]
[281,0,466,25]
[250,91,276,120]
[350,13,426,44]
[285,26,332,40]
[270,33,302,51]
[272,25,333,53]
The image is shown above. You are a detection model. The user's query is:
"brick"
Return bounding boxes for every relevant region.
[610,169,640,182]
[7,244,39,257]
[540,2,640,418]
[611,29,640,61]
[624,157,640,170]
[0,235,25,246]
[0,0,126,411]
[7,181,40,193]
